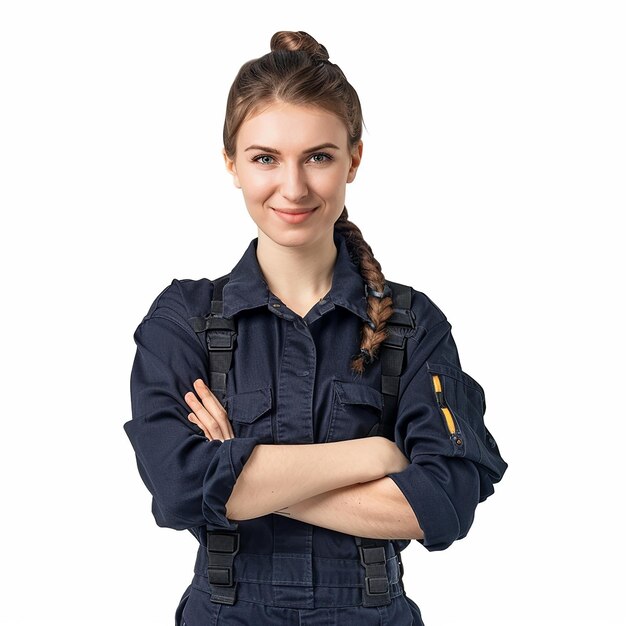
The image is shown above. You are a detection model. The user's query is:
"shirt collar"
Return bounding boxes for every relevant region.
[222,228,370,323]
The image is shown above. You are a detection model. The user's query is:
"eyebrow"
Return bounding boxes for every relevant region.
[244,143,341,154]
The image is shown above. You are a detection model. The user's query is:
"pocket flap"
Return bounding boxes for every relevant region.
[333,381,383,412]
[226,386,273,424]
[426,361,485,397]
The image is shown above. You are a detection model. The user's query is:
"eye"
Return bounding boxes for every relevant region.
[309,153,333,164]
[252,154,276,165]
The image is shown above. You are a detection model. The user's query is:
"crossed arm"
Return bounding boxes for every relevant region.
[273,476,422,541]
[185,378,424,541]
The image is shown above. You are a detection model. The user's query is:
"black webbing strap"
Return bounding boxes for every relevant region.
[355,537,391,607]
[207,276,239,605]
[355,281,414,606]
[188,275,236,407]
[206,530,240,605]
[207,275,236,406]
[377,281,414,441]
[188,275,240,605]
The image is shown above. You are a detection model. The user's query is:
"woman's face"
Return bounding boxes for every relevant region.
[224,101,363,250]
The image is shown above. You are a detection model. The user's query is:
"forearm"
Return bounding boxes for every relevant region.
[273,476,424,541]
[226,439,384,521]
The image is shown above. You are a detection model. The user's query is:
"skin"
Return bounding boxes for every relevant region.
[182,101,424,540]
[226,101,364,316]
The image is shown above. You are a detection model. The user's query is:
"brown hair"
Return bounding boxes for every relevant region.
[223,30,394,375]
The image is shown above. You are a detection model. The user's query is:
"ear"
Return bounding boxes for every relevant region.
[223,148,242,189]
[346,140,363,183]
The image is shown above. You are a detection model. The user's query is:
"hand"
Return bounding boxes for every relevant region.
[371,436,411,475]
[184,378,235,442]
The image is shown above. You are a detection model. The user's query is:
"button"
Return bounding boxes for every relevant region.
[272,303,281,308]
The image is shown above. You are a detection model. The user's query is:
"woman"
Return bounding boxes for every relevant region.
[123,30,508,625]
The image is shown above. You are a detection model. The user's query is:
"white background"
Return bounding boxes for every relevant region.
[1,1,624,625]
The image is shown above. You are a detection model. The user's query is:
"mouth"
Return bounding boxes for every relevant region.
[271,207,318,215]
[271,206,319,224]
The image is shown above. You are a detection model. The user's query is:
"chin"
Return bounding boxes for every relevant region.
[258,226,322,249]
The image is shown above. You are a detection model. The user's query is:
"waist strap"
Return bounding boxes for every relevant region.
[192,548,404,609]
[195,547,402,586]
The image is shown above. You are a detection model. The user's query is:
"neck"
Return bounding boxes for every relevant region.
[255,230,338,307]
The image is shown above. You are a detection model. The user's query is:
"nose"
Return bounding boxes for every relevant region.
[279,161,309,203]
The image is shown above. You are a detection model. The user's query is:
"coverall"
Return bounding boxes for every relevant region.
[123,228,508,625]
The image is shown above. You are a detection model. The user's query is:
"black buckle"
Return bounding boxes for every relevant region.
[357,544,391,606]
[207,566,232,586]
[206,330,237,351]
[366,576,389,595]
[208,532,239,552]
[359,545,386,566]
[207,531,240,604]
[387,307,416,329]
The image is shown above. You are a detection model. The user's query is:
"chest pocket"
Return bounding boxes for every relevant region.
[224,385,274,444]
[325,380,384,442]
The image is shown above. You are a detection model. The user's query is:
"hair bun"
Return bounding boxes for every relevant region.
[270,30,330,62]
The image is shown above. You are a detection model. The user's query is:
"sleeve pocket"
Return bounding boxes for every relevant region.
[426,362,507,482]
[225,386,274,443]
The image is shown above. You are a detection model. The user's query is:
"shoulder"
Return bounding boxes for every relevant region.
[140,278,216,330]
[131,279,218,365]
[387,280,448,333]
[388,282,457,370]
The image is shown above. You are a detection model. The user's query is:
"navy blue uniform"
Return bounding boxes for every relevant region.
[123,228,507,625]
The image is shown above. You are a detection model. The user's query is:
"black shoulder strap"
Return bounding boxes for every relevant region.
[355,281,414,608]
[187,274,237,407]
[376,280,415,441]
[188,274,240,606]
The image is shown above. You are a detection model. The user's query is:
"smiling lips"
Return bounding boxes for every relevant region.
[271,207,318,224]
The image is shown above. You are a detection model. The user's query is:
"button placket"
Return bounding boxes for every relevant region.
[272,319,317,605]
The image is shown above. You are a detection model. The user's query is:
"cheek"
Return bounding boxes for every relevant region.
[239,171,273,203]
[316,170,348,199]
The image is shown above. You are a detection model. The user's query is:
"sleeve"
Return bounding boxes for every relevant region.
[386,308,508,552]
[122,300,259,532]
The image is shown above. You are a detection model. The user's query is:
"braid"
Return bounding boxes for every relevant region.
[334,207,394,375]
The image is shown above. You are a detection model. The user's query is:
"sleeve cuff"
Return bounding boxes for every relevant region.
[387,463,461,551]
[202,437,259,531]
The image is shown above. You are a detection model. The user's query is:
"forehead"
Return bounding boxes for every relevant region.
[237,102,350,151]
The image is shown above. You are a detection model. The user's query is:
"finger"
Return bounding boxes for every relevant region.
[184,390,224,441]
[187,412,210,439]
[188,410,224,442]
[191,381,230,440]
[193,379,233,440]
